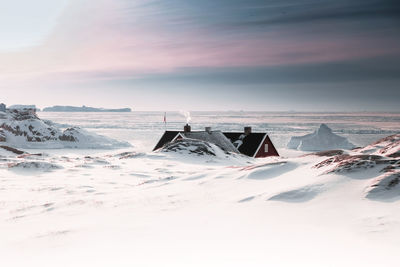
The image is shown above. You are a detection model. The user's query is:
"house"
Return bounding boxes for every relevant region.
[0,103,5,112]
[154,124,239,153]
[153,125,279,158]
[223,127,279,157]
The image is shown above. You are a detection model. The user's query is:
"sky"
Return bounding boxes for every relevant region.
[0,0,399,111]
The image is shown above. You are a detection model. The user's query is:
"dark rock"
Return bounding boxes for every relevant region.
[0,130,6,142]
[59,128,78,142]
[314,154,399,173]
[0,145,26,155]
[8,161,62,171]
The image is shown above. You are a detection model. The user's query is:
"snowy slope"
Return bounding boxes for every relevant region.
[0,133,399,266]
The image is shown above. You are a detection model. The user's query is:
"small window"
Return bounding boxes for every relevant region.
[264,144,269,153]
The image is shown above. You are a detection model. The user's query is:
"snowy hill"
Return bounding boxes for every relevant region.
[288,124,355,151]
[0,109,130,149]
[311,134,400,200]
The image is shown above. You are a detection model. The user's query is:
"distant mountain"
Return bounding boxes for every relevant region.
[43,105,131,112]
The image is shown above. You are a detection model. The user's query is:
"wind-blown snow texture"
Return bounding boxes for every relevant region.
[1,112,400,267]
[288,123,355,151]
[0,109,130,149]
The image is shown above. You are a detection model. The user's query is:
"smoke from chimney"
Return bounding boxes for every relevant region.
[179,110,191,124]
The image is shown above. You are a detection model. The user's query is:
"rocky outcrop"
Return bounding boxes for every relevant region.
[0,145,25,155]
[314,154,398,174]
[59,128,78,142]
[311,134,400,200]
[354,134,400,158]
[313,134,400,174]
[0,109,130,149]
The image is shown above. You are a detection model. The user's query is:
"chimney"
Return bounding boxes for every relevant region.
[205,127,211,133]
[184,124,191,133]
[244,126,252,135]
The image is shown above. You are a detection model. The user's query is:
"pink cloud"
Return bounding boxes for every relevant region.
[1,0,399,87]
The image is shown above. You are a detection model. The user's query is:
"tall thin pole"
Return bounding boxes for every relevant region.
[163,112,167,130]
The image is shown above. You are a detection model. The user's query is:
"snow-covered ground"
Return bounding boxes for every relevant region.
[1,111,400,267]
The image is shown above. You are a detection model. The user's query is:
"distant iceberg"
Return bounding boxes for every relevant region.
[43,105,131,112]
[288,124,355,151]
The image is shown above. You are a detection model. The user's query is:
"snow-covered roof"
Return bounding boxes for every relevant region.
[154,130,240,153]
[182,131,239,153]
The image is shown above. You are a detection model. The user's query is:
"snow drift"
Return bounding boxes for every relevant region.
[288,124,355,151]
[365,170,400,200]
[0,109,130,149]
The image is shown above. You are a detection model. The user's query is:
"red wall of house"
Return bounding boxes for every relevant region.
[255,135,280,158]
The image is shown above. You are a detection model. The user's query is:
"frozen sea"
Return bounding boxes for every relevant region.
[39,111,400,152]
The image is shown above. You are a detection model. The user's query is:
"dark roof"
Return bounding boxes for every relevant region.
[223,132,267,157]
[153,131,179,151]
